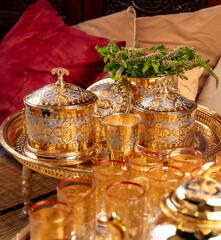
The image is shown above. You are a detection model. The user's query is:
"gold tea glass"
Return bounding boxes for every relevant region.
[146,166,185,227]
[168,147,203,179]
[57,178,96,240]
[129,151,163,186]
[102,113,141,162]
[128,151,163,236]
[105,181,145,240]
[92,160,129,219]
[29,200,72,240]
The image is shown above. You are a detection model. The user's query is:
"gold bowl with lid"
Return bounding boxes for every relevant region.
[23,67,98,160]
[133,78,197,155]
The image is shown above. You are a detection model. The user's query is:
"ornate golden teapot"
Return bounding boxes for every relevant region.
[149,166,221,239]
[23,67,98,162]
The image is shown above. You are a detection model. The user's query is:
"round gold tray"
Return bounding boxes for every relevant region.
[1,105,221,180]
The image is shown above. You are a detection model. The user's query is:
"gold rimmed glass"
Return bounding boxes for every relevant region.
[128,151,163,236]
[129,151,163,185]
[168,147,203,178]
[146,165,185,228]
[29,200,72,240]
[105,181,145,240]
[92,160,129,219]
[57,178,96,240]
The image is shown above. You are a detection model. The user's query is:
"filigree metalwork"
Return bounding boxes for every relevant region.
[2,0,65,14]
[103,0,207,16]
[0,106,220,179]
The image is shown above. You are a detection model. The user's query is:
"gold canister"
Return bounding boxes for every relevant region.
[149,166,221,239]
[133,78,197,155]
[23,67,98,160]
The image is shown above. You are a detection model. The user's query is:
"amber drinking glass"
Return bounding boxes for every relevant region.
[92,160,129,219]
[105,181,145,240]
[29,200,72,240]
[168,148,203,178]
[102,113,141,162]
[146,166,185,227]
[57,178,96,240]
[128,151,163,236]
[129,151,163,186]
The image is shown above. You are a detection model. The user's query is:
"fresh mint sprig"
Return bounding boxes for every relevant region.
[95,40,219,88]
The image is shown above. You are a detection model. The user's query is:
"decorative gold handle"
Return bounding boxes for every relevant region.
[98,212,130,240]
[202,166,221,195]
[51,67,69,86]
[156,76,180,93]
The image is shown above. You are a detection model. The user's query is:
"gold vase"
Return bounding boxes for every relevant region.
[122,76,177,102]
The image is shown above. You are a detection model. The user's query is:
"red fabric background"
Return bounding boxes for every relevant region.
[0,0,125,124]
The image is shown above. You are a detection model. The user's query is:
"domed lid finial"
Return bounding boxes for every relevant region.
[51,67,69,86]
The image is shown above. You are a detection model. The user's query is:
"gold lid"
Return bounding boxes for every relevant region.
[133,77,197,114]
[24,67,97,109]
[162,166,221,227]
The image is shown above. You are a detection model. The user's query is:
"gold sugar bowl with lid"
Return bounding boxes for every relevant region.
[133,77,197,155]
[23,67,98,162]
[149,166,221,239]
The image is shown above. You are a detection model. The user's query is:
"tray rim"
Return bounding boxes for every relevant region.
[1,105,221,178]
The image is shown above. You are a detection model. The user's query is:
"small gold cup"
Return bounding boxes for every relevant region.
[102,113,141,162]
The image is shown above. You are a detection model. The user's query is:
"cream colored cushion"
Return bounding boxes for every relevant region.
[178,68,204,101]
[74,7,136,48]
[197,57,221,114]
[136,5,221,96]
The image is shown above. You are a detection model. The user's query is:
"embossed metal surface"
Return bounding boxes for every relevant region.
[87,78,132,142]
[23,68,98,159]
[122,76,177,102]
[87,78,131,117]
[0,106,221,180]
[133,84,197,154]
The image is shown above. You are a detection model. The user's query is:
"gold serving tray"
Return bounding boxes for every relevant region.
[1,105,221,180]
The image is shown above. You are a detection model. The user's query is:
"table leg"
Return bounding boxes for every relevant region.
[21,165,33,216]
